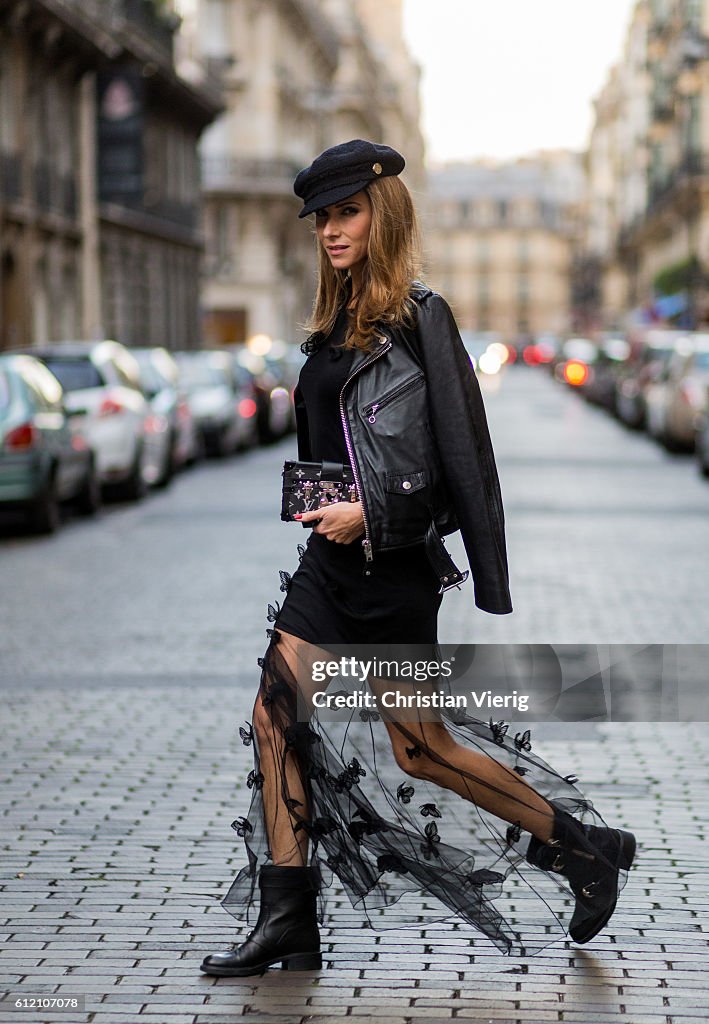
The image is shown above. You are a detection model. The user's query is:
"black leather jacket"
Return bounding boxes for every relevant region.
[293,282,512,615]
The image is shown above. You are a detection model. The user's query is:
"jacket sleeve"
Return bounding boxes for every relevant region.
[415,293,513,615]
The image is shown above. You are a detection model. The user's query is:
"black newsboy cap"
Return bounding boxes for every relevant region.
[294,139,405,218]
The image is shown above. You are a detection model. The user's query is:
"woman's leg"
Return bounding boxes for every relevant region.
[369,678,555,842]
[251,629,333,866]
[200,629,328,977]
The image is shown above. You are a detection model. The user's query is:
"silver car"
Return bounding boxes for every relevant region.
[174,350,244,458]
[22,342,150,500]
[646,334,709,450]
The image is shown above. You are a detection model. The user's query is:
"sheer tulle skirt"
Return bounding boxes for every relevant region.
[220,561,630,957]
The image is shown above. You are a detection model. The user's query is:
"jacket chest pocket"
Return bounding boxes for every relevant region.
[385,469,427,494]
[361,373,425,424]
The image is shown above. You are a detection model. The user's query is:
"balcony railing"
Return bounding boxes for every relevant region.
[201,156,302,196]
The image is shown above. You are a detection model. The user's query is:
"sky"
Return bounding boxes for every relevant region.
[402,0,638,164]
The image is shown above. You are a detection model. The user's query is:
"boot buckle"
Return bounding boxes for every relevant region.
[581,881,598,898]
[551,853,565,871]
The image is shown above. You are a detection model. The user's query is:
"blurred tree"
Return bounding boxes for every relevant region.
[653,256,701,296]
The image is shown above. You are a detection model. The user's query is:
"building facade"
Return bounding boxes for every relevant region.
[586,0,709,329]
[425,153,585,341]
[0,0,220,352]
[193,0,424,345]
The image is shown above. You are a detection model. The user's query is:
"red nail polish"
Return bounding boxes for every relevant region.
[294,514,302,519]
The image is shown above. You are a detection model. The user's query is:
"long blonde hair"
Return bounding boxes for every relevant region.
[305,175,423,350]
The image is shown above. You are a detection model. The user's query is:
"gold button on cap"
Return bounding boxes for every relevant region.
[372,162,382,174]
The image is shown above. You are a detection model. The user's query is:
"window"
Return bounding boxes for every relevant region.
[43,358,103,392]
[0,370,10,412]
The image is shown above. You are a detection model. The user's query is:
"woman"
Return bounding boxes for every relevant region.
[200,140,636,977]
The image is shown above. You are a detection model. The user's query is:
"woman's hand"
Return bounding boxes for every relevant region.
[296,501,365,544]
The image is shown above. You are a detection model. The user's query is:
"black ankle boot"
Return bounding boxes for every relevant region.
[200,864,322,976]
[526,804,636,944]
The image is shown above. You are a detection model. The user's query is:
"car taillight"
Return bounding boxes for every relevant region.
[523,345,540,366]
[238,398,257,418]
[5,422,38,450]
[564,360,589,386]
[144,414,168,434]
[98,395,124,417]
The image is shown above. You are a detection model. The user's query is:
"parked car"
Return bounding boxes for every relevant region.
[230,361,261,450]
[275,342,308,429]
[233,347,292,443]
[0,354,100,533]
[174,350,245,457]
[615,330,681,430]
[582,336,631,410]
[522,334,561,367]
[15,341,150,500]
[264,340,306,431]
[554,337,599,390]
[131,347,200,485]
[646,334,709,450]
[459,330,504,373]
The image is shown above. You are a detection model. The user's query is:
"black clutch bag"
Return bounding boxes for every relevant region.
[281,460,359,526]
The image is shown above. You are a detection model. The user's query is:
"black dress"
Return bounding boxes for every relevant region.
[220,311,631,956]
[275,305,443,646]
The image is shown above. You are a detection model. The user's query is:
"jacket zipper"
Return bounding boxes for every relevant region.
[339,335,392,564]
[363,374,424,424]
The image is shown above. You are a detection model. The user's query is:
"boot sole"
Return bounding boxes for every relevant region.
[200,950,322,977]
[571,829,637,944]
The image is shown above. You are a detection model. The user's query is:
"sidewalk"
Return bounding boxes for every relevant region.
[1,674,707,1024]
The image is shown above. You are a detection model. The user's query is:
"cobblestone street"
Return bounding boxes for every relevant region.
[2,368,708,1023]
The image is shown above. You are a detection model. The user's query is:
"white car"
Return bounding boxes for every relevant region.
[174,350,245,457]
[28,341,149,500]
[132,347,202,486]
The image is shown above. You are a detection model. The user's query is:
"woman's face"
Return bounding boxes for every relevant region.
[314,190,372,276]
